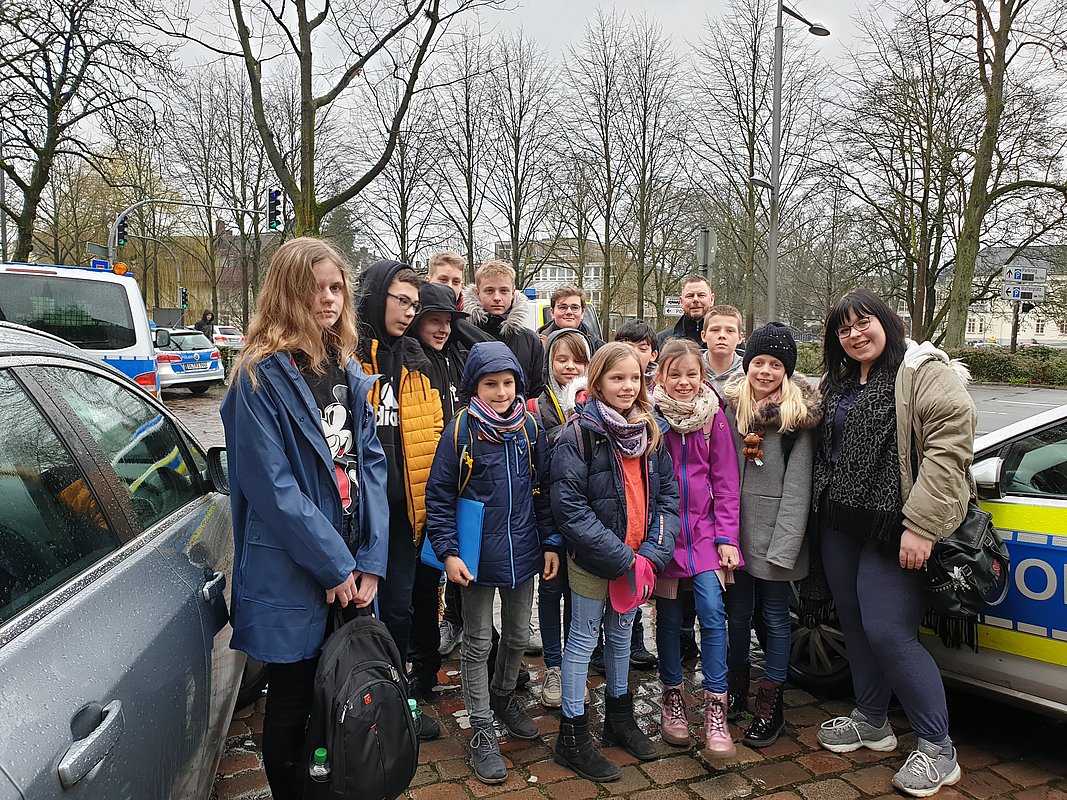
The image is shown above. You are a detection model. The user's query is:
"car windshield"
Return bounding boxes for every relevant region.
[0,273,136,350]
[217,326,241,336]
[165,332,213,351]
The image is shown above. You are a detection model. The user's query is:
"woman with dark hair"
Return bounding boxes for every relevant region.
[811,288,977,798]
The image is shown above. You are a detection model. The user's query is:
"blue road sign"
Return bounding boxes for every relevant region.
[90,258,110,270]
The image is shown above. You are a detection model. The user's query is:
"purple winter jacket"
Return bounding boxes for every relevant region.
[656,399,742,579]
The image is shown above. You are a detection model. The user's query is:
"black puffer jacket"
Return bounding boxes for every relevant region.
[657,314,705,352]
[550,401,680,579]
[462,286,545,399]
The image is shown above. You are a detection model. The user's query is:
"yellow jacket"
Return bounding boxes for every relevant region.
[360,338,444,539]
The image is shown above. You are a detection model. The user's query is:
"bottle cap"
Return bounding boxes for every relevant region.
[408,699,418,711]
[314,747,328,765]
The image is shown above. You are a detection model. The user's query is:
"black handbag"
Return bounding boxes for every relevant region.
[922,499,1010,651]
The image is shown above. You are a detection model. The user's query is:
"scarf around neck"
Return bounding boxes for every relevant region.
[595,399,648,457]
[812,360,903,548]
[653,382,719,435]
[468,396,527,442]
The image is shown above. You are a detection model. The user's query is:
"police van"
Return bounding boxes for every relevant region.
[0,261,159,394]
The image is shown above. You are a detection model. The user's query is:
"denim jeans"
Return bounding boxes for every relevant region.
[657,571,728,691]
[538,558,572,669]
[562,590,636,717]
[724,570,791,683]
[460,579,535,726]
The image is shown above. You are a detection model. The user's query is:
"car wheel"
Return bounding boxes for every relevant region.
[788,583,852,695]
[236,657,269,709]
[190,384,210,395]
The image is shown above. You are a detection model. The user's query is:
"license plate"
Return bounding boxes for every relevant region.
[183,361,210,371]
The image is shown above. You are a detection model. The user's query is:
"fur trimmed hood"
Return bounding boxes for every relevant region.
[462,284,535,337]
[726,372,824,431]
[903,339,971,384]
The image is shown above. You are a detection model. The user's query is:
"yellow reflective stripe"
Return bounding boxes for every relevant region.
[975,625,1067,668]
[982,500,1067,533]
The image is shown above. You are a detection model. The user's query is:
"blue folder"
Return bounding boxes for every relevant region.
[420,497,484,582]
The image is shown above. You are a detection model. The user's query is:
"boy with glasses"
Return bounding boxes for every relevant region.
[537,284,605,353]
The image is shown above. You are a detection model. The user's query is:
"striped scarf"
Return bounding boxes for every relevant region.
[468,396,527,442]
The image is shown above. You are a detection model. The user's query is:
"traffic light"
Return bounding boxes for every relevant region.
[180,286,188,310]
[117,216,128,246]
[268,188,282,230]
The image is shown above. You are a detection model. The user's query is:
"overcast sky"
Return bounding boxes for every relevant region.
[499,0,873,66]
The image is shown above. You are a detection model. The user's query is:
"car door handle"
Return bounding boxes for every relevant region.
[202,570,226,602]
[58,700,123,788]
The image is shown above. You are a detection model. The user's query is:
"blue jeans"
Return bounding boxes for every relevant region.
[657,571,727,692]
[538,559,571,669]
[724,570,791,683]
[562,590,636,717]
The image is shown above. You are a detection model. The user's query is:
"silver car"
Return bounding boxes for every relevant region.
[0,321,243,799]
[789,403,1067,719]
[155,327,226,395]
[211,324,246,351]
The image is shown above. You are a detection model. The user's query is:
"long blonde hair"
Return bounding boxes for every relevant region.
[586,342,661,452]
[724,370,809,435]
[234,237,358,388]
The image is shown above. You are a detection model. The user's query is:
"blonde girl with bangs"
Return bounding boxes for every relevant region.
[221,237,390,800]
[550,343,680,782]
[720,322,822,751]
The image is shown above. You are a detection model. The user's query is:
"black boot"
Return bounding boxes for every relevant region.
[602,692,657,761]
[554,712,620,782]
[726,664,750,721]
[629,617,658,670]
[743,678,784,748]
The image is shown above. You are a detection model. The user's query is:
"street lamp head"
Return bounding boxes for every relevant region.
[807,21,830,36]
[750,174,774,191]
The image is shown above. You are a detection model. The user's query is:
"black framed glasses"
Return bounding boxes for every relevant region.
[836,316,872,339]
[387,292,421,314]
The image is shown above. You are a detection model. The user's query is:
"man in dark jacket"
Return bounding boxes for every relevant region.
[194,309,216,338]
[356,259,443,740]
[462,260,545,398]
[657,275,714,351]
[405,281,470,699]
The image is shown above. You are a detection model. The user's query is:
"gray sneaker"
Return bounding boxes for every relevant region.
[892,738,961,798]
[470,722,507,784]
[817,708,897,753]
[525,621,543,656]
[439,620,462,656]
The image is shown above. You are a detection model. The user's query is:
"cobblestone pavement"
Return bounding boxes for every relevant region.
[166,392,1067,800]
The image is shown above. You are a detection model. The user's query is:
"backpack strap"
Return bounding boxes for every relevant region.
[570,418,595,466]
[453,408,475,495]
[521,412,541,493]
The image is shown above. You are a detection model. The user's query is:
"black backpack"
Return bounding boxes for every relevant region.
[303,607,419,799]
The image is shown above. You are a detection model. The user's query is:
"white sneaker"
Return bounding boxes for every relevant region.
[541,666,562,707]
[525,621,543,656]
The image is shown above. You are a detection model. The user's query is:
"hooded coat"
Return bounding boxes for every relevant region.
[536,319,605,354]
[725,374,823,582]
[408,282,469,424]
[356,260,443,538]
[194,309,216,338]
[656,398,742,579]
[532,328,591,445]
[550,401,680,581]
[424,342,555,588]
[462,285,546,398]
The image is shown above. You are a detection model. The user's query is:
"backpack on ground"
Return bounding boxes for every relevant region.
[303,606,419,800]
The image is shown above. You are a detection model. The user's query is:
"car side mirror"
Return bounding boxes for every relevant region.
[206,446,230,495]
[971,456,1003,501]
[154,329,171,349]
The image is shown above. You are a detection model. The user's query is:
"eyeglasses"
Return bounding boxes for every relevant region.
[554,304,582,313]
[387,292,421,314]
[836,316,872,339]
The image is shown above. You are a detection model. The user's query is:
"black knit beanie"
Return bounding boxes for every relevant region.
[743,322,797,376]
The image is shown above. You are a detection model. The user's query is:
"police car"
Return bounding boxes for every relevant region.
[789,404,1067,718]
[155,327,225,394]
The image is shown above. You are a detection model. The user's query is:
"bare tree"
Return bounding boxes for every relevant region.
[942,0,1067,346]
[484,31,562,287]
[0,0,167,261]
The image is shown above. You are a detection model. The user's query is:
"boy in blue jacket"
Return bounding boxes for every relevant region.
[425,342,557,785]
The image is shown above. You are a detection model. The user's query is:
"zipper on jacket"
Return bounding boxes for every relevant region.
[506,441,517,588]
[680,432,696,576]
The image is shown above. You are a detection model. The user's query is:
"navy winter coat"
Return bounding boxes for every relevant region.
[425,342,556,588]
[551,401,680,579]
[220,353,390,663]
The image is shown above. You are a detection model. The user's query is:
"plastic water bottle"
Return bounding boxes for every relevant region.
[408,698,420,722]
[309,747,330,783]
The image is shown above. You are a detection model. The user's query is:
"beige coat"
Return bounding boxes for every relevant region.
[895,341,978,542]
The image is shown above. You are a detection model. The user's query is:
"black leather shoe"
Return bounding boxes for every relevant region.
[406,671,436,702]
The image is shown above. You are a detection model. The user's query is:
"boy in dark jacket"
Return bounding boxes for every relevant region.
[425,342,557,785]
[406,281,470,700]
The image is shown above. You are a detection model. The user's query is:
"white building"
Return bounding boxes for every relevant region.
[967,246,1067,347]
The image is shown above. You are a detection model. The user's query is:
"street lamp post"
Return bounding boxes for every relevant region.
[762,3,828,322]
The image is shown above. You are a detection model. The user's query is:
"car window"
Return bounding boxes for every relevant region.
[218,326,240,335]
[37,367,205,528]
[165,332,213,351]
[0,371,120,622]
[1000,420,1067,499]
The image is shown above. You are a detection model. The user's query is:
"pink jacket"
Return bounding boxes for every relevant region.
[657,402,742,578]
